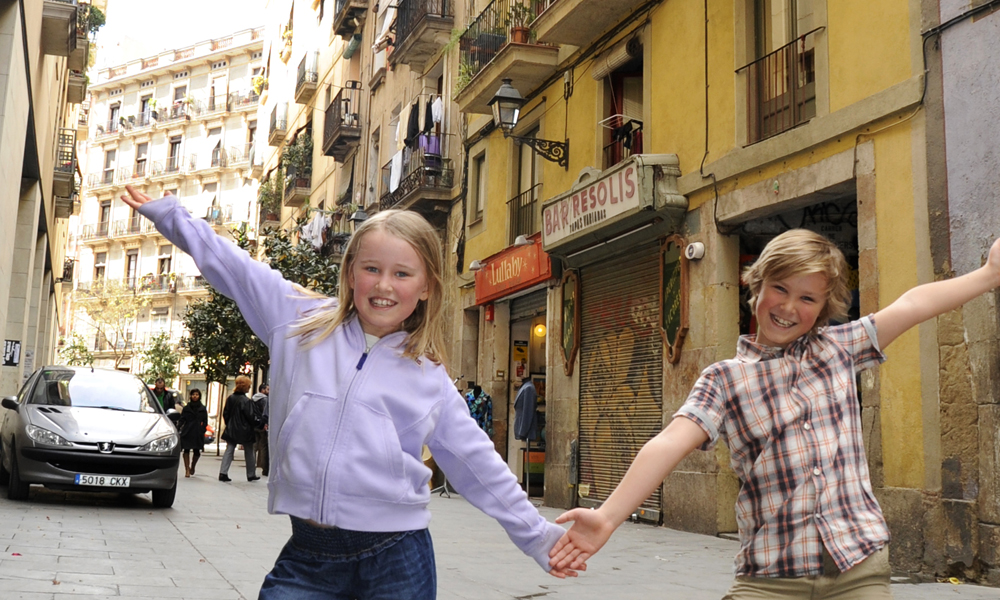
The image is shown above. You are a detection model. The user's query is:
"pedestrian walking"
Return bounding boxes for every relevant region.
[151,377,178,412]
[549,228,1000,599]
[178,388,208,477]
[252,383,269,477]
[219,375,258,483]
[122,185,576,599]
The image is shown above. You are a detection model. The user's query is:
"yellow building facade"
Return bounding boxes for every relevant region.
[447,0,995,580]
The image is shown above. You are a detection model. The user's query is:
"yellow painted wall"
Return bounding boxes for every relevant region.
[873,121,923,489]
[464,132,513,265]
[827,0,913,112]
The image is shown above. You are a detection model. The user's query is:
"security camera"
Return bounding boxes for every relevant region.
[685,242,705,261]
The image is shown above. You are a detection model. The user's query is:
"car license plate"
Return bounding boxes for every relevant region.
[74,474,130,487]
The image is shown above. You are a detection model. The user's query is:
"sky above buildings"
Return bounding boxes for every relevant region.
[96,0,267,68]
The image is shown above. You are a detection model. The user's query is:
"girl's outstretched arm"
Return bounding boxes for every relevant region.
[122,185,307,341]
[873,236,1000,349]
[549,417,707,571]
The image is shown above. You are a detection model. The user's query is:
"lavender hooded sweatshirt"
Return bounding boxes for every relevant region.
[138,196,563,570]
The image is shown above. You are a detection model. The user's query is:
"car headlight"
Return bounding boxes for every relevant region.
[139,434,178,453]
[26,425,73,447]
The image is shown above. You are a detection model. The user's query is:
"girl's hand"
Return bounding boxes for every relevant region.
[548,508,616,571]
[986,236,1000,286]
[121,184,160,210]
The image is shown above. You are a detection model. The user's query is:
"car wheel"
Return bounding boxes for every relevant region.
[0,439,10,486]
[151,480,176,508]
[7,449,30,501]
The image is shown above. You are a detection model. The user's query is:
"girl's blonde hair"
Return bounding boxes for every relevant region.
[234,375,252,393]
[290,209,446,364]
[742,229,851,332]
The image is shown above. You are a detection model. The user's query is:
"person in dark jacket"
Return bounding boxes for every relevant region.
[151,377,178,412]
[219,375,258,482]
[178,388,208,477]
[252,383,270,477]
[513,377,539,441]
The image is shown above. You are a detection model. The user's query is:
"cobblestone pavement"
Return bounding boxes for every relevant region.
[1,453,998,599]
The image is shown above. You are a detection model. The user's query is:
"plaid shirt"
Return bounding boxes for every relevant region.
[676,316,889,577]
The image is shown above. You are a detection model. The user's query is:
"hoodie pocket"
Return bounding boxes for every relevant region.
[337,402,408,503]
[274,392,340,490]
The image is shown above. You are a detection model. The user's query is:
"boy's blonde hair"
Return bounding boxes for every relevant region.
[234,375,252,393]
[290,209,446,365]
[742,229,851,332]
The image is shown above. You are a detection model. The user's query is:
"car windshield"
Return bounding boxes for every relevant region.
[28,369,161,413]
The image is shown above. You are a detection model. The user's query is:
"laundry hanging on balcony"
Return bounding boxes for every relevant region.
[404,100,421,149]
[300,211,330,250]
[431,95,443,126]
[389,150,403,192]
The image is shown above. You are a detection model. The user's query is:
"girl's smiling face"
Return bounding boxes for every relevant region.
[753,272,829,348]
[348,228,429,338]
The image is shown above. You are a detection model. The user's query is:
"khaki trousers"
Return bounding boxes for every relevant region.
[723,546,892,600]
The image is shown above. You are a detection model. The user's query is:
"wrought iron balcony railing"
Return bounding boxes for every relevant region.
[737,27,821,145]
[379,145,453,210]
[322,82,362,159]
[458,0,540,90]
[506,182,542,244]
[395,0,454,51]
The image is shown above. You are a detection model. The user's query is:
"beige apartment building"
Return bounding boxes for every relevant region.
[0,0,90,395]
[67,26,264,412]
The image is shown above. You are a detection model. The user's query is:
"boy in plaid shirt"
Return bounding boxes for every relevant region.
[549,229,1000,598]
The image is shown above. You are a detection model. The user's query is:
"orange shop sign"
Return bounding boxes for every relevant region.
[474,233,552,305]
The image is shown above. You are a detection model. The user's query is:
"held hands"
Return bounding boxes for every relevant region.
[548,507,617,572]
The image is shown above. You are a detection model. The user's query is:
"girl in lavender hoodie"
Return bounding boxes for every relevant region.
[122,185,575,599]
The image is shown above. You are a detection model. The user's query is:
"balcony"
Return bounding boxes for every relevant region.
[379,145,453,212]
[79,221,110,242]
[67,70,87,104]
[176,275,209,294]
[454,0,559,115]
[226,144,253,169]
[150,155,184,181]
[229,90,260,112]
[157,102,192,125]
[87,169,116,192]
[268,103,288,146]
[295,52,320,105]
[131,161,150,182]
[322,83,362,161]
[54,194,77,219]
[94,119,122,141]
[738,28,820,145]
[204,205,235,227]
[250,141,264,178]
[41,0,77,58]
[506,183,542,244]
[53,128,76,198]
[77,100,90,137]
[333,0,368,39]
[601,116,643,169]
[137,273,176,294]
[201,94,230,118]
[110,216,147,240]
[390,0,454,70]
[532,0,644,46]
[283,171,312,207]
[68,13,89,71]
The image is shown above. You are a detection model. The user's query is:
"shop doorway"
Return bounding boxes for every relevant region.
[507,290,547,497]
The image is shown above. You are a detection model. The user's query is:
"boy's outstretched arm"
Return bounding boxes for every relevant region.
[549,417,708,571]
[874,237,1000,349]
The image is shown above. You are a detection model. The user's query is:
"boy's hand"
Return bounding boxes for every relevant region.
[548,508,616,571]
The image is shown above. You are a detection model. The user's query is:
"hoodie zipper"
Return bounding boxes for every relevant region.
[317,333,382,523]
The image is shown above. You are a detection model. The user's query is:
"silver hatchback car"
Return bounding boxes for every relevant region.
[0,366,181,507]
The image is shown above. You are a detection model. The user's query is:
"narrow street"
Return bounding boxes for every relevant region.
[1,453,998,600]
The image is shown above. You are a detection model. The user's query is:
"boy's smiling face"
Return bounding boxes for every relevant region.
[754,272,829,348]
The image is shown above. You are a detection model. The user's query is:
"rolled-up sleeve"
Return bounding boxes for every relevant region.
[674,366,726,451]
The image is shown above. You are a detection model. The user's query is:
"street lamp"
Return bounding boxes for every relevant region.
[488,78,569,169]
[348,208,368,228]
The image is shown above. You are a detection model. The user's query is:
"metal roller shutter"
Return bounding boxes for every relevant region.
[510,290,546,321]
[578,244,663,516]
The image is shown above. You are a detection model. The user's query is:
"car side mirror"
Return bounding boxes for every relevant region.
[165,408,181,423]
[2,396,19,411]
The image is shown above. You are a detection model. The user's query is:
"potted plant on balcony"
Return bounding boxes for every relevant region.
[148,98,158,120]
[258,170,284,225]
[281,133,314,189]
[280,26,294,63]
[252,75,267,96]
[453,60,477,96]
[505,2,533,44]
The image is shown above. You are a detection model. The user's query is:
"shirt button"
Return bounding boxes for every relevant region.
[803,422,812,430]
[813,467,822,476]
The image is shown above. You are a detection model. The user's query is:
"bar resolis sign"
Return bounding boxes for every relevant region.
[542,162,639,247]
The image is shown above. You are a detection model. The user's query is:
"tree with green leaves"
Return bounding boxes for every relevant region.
[181,221,341,387]
[58,334,94,367]
[137,332,180,385]
[74,279,150,369]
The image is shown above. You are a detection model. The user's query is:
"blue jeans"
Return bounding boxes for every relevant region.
[258,517,436,600]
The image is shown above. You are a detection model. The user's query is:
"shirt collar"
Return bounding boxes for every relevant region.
[736,333,813,362]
